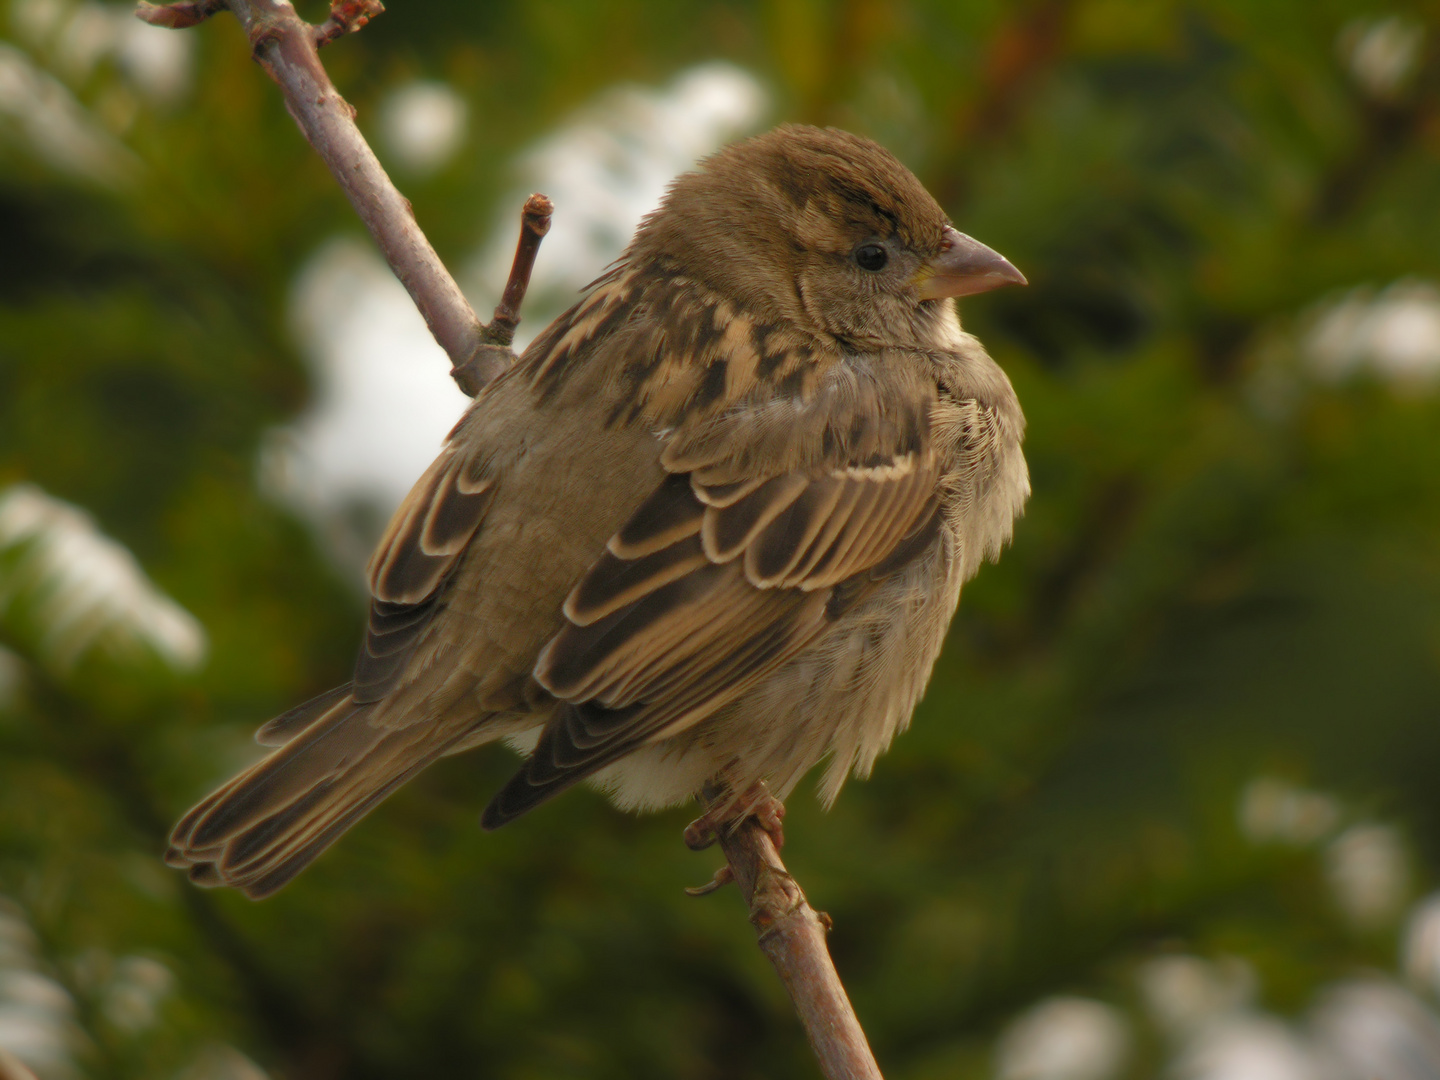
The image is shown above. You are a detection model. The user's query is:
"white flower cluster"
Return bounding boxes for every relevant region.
[992,775,1440,1080]
[0,483,206,673]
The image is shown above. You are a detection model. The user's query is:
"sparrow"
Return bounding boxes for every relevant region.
[165,125,1031,898]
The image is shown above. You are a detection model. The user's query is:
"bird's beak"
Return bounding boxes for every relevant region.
[914,226,1027,300]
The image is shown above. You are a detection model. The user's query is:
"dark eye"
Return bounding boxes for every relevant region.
[854,243,888,272]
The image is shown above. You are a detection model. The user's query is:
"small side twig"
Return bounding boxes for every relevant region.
[716,820,884,1080]
[312,0,384,48]
[450,194,553,396]
[488,194,553,344]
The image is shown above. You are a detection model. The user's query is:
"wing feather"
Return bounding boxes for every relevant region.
[700,473,810,562]
[486,430,943,826]
[564,535,710,626]
[352,444,496,703]
[609,473,704,558]
[367,449,494,605]
[743,475,845,586]
[483,589,830,828]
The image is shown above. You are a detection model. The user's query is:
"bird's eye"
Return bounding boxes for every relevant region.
[854,243,888,272]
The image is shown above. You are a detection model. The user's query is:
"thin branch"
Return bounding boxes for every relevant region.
[225,0,485,385]
[137,0,543,398]
[489,193,554,344]
[715,819,885,1080]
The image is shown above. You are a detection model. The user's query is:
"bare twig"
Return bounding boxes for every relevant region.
[489,193,553,343]
[225,0,485,387]
[450,194,553,396]
[136,0,542,398]
[715,819,885,1080]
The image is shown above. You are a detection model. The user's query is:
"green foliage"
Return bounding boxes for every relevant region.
[2,1,1440,1078]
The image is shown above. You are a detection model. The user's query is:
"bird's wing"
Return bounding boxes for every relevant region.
[484,355,945,827]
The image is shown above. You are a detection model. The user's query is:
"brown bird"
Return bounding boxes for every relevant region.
[165,125,1031,898]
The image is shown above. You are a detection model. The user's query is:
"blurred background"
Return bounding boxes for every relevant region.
[1,0,1440,1077]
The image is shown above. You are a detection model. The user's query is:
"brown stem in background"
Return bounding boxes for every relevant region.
[715,819,885,1080]
[0,1048,41,1080]
[1312,36,1440,224]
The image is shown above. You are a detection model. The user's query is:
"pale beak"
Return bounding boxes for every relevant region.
[914,226,1027,300]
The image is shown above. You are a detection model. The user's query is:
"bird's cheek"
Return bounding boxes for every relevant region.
[794,269,830,330]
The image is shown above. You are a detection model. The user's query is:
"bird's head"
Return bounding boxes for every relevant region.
[629,124,1026,349]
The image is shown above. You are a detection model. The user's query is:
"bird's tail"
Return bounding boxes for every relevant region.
[165,686,465,899]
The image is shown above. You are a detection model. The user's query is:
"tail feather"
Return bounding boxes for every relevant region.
[182,706,385,849]
[254,684,352,747]
[166,689,466,899]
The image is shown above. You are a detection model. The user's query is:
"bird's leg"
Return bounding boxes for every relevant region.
[684,780,787,852]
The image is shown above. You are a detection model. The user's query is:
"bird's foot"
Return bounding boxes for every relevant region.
[748,787,787,851]
[683,781,787,852]
[684,782,786,896]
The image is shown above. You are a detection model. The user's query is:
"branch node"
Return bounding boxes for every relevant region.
[134,0,226,29]
[449,345,514,398]
[247,20,283,57]
[314,0,385,48]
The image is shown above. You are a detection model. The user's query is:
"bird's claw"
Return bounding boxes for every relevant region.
[684,865,734,896]
[751,793,786,851]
